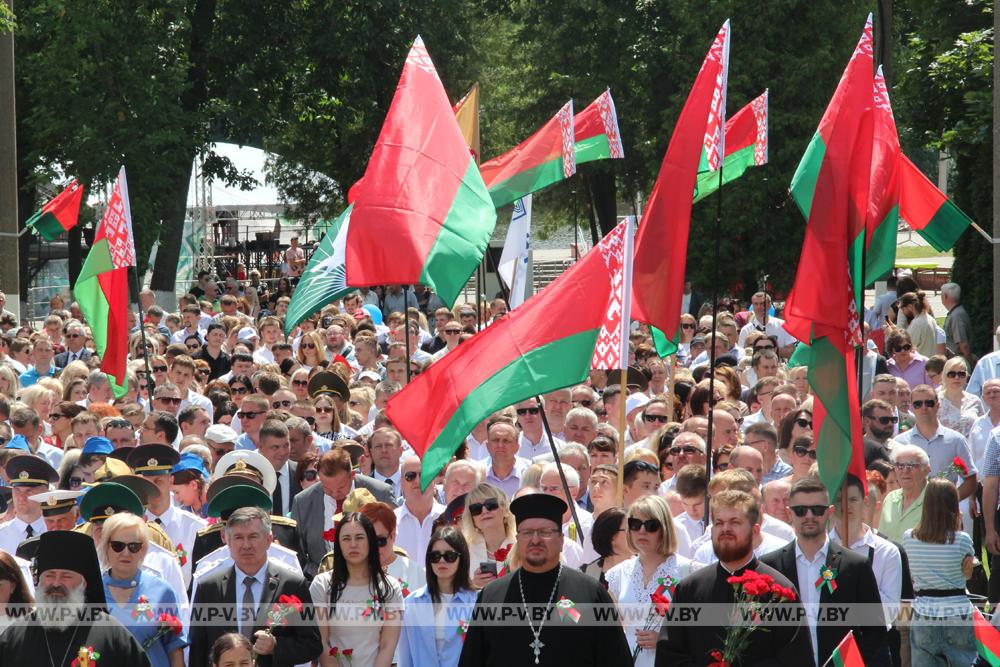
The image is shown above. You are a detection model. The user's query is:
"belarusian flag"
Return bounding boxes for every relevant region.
[344,37,496,308]
[632,19,730,337]
[25,180,85,241]
[829,631,865,667]
[865,66,901,284]
[784,15,872,495]
[453,82,481,164]
[480,100,576,208]
[591,217,634,370]
[899,153,972,251]
[496,196,532,309]
[974,608,1000,666]
[284,205,353,336]
[574,89,625,164]
[693,90,768,203]
[73,167,136,398]
[386,222,622,489]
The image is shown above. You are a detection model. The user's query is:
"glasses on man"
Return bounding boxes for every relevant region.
[516,528,561,541]
[469,498,500,516]
[403,471,419,482]
[870,415,899,425]
[681,323,696,330]
[643,414,670,424]
[912,399,937,409]
[429,550,461,563]
[792,445,817,460]
[516,407,541,416]
[893,461,923,471]
[156,397,182,405]
[788,505,828,518]
[443,329,462,335]
[669,445,702,456]
[627,518,661,533]
[238,410,264,419]
[272,400,293,409]
[575,399,593,408]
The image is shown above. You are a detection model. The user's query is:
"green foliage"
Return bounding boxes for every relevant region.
[0,3,15,34]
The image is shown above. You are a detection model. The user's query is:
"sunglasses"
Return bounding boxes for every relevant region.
[109,541,144,554]
[893,344,913,354]
[643,414,670,424]
[789,505,828,518]
[50,413,65,420]
[681,323,696,330]
[912,399,937,409]
[152,366,168,373]
[443,329,462,335]
[374,536,389,548]
[669,446,702,456]
[715,462,730,471]
[576,399,593,407]
[65,333,82,339]
[792,445,817,460]
[946,371,968,379]
[302,470,318,481]
[795,418,813,429]
[272,400,293,409]
[316,406,335,414]
[429,550,461,564]
[301,343,316,349]
[187,344,200,351]
[305,417,316,427]
[469,498,500,516]
[231,386,250,394]
[106,419,132,430]
[516,407,541,416]
[894,461,922,470]
[238,411,264,419]
[292,380,309,387]
[871,415,899,425]
[68,476,84,489]
[627,518,661,533]
[753,344,776,351]
[403,471,419,482]
[156,397,182,405]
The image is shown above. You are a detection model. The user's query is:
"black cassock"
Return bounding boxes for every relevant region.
[655,558,815,667]
[0,611,150,667]
[458,564,631,667]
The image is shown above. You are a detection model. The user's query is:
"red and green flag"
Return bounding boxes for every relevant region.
[785,15,873,495]
[25,180,85,241]
[386,222,623,489]
[974,608,1000,666]
[344,37,497,308]
[693,90,769,203]
[830,631,865,667]
[574,89,625,165]
[864,66,901,284]
[633,19,730,339]
[899,153,972,251]
[73,167,135,398]
[480,100,576,208]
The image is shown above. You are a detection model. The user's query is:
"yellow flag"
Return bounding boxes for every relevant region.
[453,82,480,164]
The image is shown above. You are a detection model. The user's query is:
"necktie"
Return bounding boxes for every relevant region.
[274,471,283,516]
[242,576,256,638]
[25,524,33,539]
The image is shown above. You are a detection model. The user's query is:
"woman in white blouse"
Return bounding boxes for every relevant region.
[936,356,985,438]
[606,494,694,667]
[459,483,515,589]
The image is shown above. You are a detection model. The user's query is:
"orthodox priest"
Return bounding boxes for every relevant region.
[458,493,631,666]
[0,530,150,667]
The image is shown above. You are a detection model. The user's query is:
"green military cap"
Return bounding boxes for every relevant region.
[207,484,273,520]
[79,482,144,523]
[106,474,160,508]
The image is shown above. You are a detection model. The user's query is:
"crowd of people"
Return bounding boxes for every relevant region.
[0,266,992,667]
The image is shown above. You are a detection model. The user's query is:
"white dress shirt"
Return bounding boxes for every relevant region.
[234,561,269,635]
[394,501,445,561]
[181,388,215,420]
[518,432,564,460]
[372,469,402,503]
[147,503,207,587]
[829,525,902,626]
[794,538,830,667]
[0,516,46,555]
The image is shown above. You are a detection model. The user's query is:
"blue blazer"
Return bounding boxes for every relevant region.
[399,586,477,667]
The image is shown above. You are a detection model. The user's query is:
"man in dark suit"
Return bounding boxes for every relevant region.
[685,279,704,317]
[189,506,321,667]
[258,419,301,517]
[657,489,814,667]
[291,447,394,579]
[53,321,93,369]
[761,478,888,667]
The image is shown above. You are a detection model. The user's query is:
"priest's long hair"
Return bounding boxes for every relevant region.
[327,512,393,607]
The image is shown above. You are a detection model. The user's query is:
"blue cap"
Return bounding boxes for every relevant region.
[82,436,114,456]
[171,452,209,480]
[361,303,383,325]
[5,435,30,452]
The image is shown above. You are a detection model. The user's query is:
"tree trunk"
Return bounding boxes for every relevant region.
[588,168,618,238]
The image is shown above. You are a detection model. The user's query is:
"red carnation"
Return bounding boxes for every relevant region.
[953,456,969,476]
[651,592,671,617]
[493,544,512,562]
[329,647,339,657]
[278,594,304,614]
[343,649,354,656]
[323,528,336,542]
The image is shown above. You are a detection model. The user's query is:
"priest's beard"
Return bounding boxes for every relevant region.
[712,530,753,564]
[36,582,87,630]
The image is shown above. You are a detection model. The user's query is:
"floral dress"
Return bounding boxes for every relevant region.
[936,388,985,438]
[310,572,404,666]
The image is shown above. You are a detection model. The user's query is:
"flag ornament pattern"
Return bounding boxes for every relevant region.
[864,66,902,284]
[693,90,769,203]
[573,90,625,164]
[591,218,634,370]
[632,19,730,339]
[974,608,1000,666]
[702,20,731,171]
[784,15,873,496]
[752,92,768,165]
[898,154,973,252]
[830,630,865,667]
[480,100,577,208]
[284,205,353,335]
[386,224,620,489]
[73,167,135,398]
[344,36,496,308]
[25,180,85,241]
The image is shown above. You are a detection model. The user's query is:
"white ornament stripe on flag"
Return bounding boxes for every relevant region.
[590,216,634,370]
[103,166,137,269]
[702,19,731,171]
[498,195,532,309]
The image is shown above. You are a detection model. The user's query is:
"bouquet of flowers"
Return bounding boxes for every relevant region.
[328,646,354,666]
[631,576,677,661]
[267,594,304,631]
[141,612,183,649]
[934,456,969,480]
[710,570,797,666]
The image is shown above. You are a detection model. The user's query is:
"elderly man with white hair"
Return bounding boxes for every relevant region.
[879,444,932,543]
[538,462,596,565]
[728,445,765,485]
[558,442,593,510]
[564,406,599,446]
[441,459,482,505]
[941,282,973,363]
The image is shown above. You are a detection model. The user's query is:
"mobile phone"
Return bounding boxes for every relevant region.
[479,561,498,576]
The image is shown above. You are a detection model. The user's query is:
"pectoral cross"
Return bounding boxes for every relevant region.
[530,636,544,664]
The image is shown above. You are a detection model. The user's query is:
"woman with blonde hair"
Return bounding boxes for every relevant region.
[58,359,90,387]
[936,356,984,438]
[295,330,326,370]
[289,367,312,401]
[0,366,18,400]
[460,483,516,589]
[19,384,57,435]
[313,393,343,441]
[607,494,694,666]
[62,377,87,402]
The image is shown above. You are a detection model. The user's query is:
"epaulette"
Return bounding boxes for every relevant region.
[393,545,409,558]
[271,515,297,528]
[146,521,175,551]
[317,551,335,575]
[197,522,224,538]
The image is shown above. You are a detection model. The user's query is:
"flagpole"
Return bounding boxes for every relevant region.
[403,285,412,384]
[475,260,483,331]
[704,161,725,524]
[617,366,626,506]
[486,246,584,542]
[130,265,155,398]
